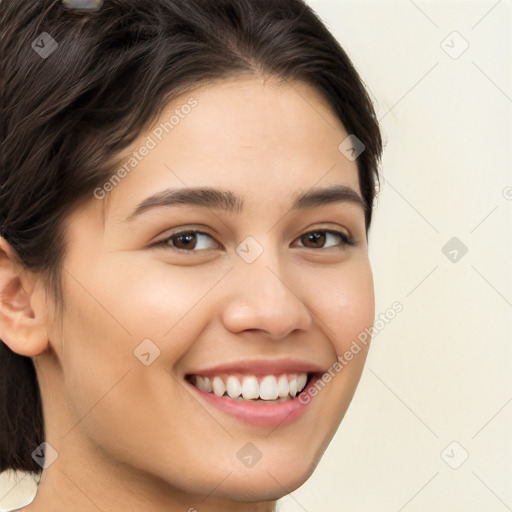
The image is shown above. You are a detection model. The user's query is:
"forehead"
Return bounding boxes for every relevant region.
[101,77,361,223]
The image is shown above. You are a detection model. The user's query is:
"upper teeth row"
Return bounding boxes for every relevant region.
[192,373,308,400]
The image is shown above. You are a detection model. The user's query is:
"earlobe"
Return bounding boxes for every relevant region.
[0,237,50,357]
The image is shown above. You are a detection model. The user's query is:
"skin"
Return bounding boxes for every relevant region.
[0,76,375,512]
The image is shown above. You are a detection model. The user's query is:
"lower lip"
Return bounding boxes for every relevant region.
[186,375,320,428]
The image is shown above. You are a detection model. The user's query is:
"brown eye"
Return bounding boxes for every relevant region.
[153,230,219,252]
[173,233,198,250]
[296,230,354,249]
[301,231,326,248]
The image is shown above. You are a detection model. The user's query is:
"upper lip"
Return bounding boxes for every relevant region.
[186,358,326,377]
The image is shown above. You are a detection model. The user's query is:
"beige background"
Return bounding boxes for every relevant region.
[1,0,511,510]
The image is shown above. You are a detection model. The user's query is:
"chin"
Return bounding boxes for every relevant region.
[211,454,320,501]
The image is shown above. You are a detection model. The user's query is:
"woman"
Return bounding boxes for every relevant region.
[0,0,382,510]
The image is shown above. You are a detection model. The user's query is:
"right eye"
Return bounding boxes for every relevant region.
[151,230,221,252]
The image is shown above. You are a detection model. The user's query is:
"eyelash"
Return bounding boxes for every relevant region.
[152,228,355,252]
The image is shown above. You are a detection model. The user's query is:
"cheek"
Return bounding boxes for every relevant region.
[55,284,128,411]
[57,250,226,373]
[306,257,375,352]
[98,253,225,338]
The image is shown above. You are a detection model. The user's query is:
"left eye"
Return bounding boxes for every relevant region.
[294,230,354,249]
[152,229,354,252]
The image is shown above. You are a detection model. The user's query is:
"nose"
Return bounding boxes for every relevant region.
[221,250,313,340]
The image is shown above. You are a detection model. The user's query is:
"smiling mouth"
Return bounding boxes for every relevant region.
[185,372,314,403]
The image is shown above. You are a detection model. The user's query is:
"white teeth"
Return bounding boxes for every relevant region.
[297,373,307,392]
[195,376,205,391]
[192,372,309,400]
[289,378,298,398]
[241,376,259,400]
[203,376,212,393]
[226,375,242,399]
[212,376,226,397]
[259,375,279,400]
[277,374,289,398]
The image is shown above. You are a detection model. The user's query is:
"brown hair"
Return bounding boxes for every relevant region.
[0,0,382,475]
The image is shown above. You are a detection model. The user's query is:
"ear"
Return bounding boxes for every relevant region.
[0,236,50,356]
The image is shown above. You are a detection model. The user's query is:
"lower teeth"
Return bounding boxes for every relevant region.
[233,396,291,403]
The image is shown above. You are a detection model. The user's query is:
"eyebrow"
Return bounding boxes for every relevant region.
[123,184,367,223]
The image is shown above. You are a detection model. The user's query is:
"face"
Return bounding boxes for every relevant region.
[42,77,375,504]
